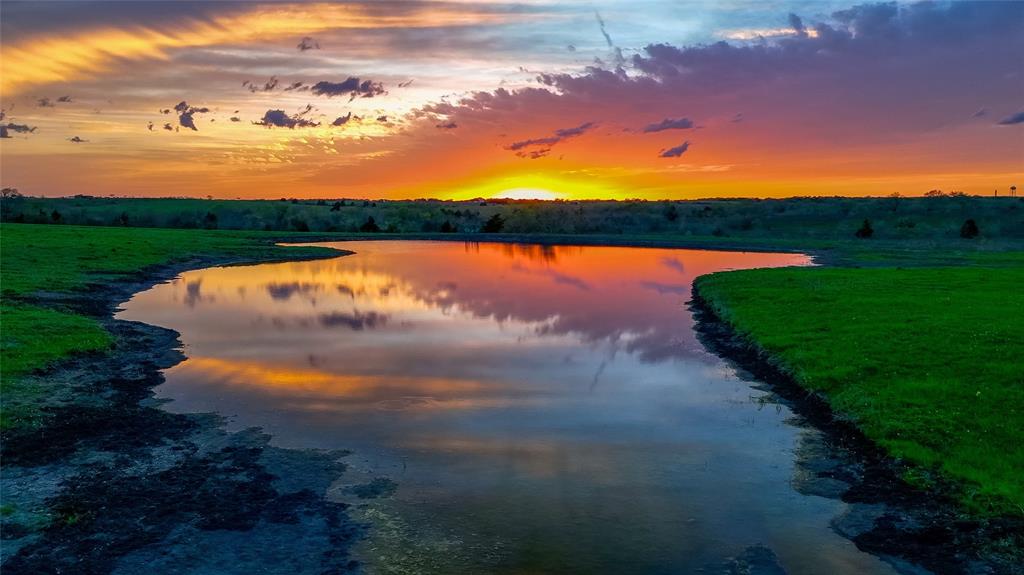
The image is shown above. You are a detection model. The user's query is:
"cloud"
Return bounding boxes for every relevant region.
[243,76,280,93]
[37,97,55,108]
[642,117,695,133]
[332,112,353,126]
[997,112,1024,126]
[172,101,209,131]
[255,109,319,129]
[310,78,386,101]
[297,36,320,51]
[265,282,320,300]
[68,136,88,143]
[57,95,72,103]
[318,311,388,330]
[507,122,595,154]
[788,13,808,37]
[659,141,691,158]
[1,122,37,138]
[594,11,613,48]
[229,116,241,122]
[436,121,457,129]
[1,2,523,96]
[162,123,174,131]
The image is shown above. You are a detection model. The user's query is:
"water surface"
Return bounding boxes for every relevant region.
[120,241,897,574]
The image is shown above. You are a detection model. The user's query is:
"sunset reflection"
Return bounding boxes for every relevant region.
[118,241,864,574]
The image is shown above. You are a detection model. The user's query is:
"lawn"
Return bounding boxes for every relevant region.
[0,223,340,429]
[695,266,1024,516]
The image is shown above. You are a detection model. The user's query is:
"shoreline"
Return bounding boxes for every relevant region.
[688,287,1024,574]
[1,248,368,573]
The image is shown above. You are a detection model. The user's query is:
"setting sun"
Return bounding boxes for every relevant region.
[492,187,559,200]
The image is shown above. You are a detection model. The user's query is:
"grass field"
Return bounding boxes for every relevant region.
[695,267,1024,516]
[0,224,340,429]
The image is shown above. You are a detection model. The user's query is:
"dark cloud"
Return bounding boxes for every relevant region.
[660,257,686,273]
[68,136,88,143]
[318,311,388,331]
[255,109,319,129]
[283,81,307,92]
[297,36,320,52]
[659,140,691,158]
[230,116,241,122]
[397,79,414,88]
[507,122,596,155]
[642,117,695,133]
[971,108,988,118]
[265,282,320,300]
[37,97,55,108]
[162,123,174,131]
[997,112,1024,126]
[436,121,457,129]
[332,112,353,126]
[57,95,72,103]
[1,122,37,138]
[243,77,280,93]
[594,11,613,48]
[376,115,388,123]
[788,13,807,37]
[147,122,154,131]
[310,77,385,100]
[172,101,209,131]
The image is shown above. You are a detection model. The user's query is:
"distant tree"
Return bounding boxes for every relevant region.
[118,212,130,226]
[51,209,62,223]
[855,219,873,238]
[385,223,398,233]
[482,213,505,233]
[1,187,22,199]
[663,203,679,222]
[316,199,327,206]
[203,211,218,229]
[360,216,380,232]
[924,189,945,197]
[330,201,342,212]
[290,217,310,232]
[440,220,455,233]
[960,219,979,239]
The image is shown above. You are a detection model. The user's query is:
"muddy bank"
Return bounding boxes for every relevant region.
[689,288,1024,575]
[1,251,368,574]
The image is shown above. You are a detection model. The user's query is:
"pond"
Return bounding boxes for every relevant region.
[118,241,897,574]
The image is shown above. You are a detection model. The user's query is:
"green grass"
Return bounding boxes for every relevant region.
[695,266,1024,515]
[0,223,341,430]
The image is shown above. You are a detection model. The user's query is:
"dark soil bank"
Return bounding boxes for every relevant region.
[1,255,364,575]
[689,289,1024,575]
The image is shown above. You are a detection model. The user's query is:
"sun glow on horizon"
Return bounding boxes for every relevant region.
[492,187,560,200]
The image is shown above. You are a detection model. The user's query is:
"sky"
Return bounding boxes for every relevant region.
[0,0,1021,200]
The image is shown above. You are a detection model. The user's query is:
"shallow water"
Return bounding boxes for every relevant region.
[119,241,898,574]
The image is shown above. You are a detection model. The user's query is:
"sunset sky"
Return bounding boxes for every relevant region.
[1,0,1021,200]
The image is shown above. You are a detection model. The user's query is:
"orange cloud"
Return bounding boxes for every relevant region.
[0,3,519,97]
